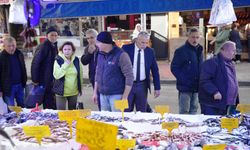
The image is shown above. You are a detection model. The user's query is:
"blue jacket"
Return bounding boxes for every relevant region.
[171,41,203,92]
[199,54,239,110]
[96,46,125,95]
[122,43,160,92]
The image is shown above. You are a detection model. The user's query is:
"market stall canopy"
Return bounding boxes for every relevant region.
[0,0,13,5]
[41,0,250,19]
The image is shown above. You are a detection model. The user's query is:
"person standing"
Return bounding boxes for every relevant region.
[199,41,239,115]
[81,29,101,110]
[245,23,250,62]
[229,23,242,63]
[122,31,160,112]
[0,36,27,107]
[92,31,134,112]
[53,41,83,110]
[31,27,58,109]
[171,27,203,114]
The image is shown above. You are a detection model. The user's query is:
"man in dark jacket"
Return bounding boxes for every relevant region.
[0,36,27,107]
[122,31,161,112]
[171,27,203,114]
[31,27,58,109]
[92,31,134,112]
[81,29,100,110]
[199,41,239,115]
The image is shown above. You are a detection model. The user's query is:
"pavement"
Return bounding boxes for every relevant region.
[24,47,250,85]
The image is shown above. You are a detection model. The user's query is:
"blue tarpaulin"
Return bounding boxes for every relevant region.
[41,0,250,18]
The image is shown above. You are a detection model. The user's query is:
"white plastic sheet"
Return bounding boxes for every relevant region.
[209,0,237,26]
[0,97,8,115]
[9,0,27,24]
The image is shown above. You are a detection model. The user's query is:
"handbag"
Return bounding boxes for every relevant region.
[24,83,45,108]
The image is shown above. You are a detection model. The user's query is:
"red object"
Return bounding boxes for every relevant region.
[141,141,160,147]
[79,145,89,150]
[31,103,41,112]
[39,36,46,43]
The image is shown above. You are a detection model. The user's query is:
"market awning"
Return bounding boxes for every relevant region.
[0,0,12,5]
[41,0,250,18]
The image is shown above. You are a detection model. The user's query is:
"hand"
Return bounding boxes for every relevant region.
[88,45,96,54]
[154,90,160,98]
[33,82,39,86]
[214,92,222,100]
[92,93,98,104]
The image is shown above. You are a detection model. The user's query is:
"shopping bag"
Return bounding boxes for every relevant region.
[9,0,27,24]
[24,83,45,108]
[0,97,8,115]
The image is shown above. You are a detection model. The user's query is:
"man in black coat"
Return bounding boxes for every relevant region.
[31,27,58,109]
[0,36,27,107]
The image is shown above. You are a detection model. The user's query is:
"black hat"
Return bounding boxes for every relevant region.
[96,31,113,44]
[46,26,58,34]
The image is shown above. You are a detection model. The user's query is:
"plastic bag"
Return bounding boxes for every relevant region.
[24,83,45,108]
[0,97,8,115]
[9,0,27,24]
[209,0,237,26]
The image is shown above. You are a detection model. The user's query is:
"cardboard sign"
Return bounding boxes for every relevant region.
[75,109,91,118]
[76,118,118,150]
[116,139,136,150]
[114,99,129,121]
[203,144,226,150]
[162,122,179,134]
[9,106,22,114]
[237,104,250,114]
[23,125,51,145]
[155,105,169,117]
[220,118,239,132]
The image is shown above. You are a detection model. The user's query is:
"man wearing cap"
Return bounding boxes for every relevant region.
[31,26,58,109]
[199,41,239,115]
[122,31,161,112]
[92,31,134,112]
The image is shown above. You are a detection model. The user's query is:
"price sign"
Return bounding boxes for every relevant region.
[23,125,51,145]
[155,105,169,117]
[237,104,250,114]
[58,110,80,138]
[220,118,239,132]
[9,106,22,114]
[162,122,179,134]
[203,144,226,150]
[75,109,91,118]
[76,118,118,150]
[114,99,129,121]
[116,139,136,150]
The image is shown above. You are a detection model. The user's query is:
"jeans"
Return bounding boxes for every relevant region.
[100,94,122,112]
[178,92,198,114]
[55,95,78,110]
[4,84,24,107]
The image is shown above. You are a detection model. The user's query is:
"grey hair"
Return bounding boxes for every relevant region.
[85,29,98,37]
[221,41,236,50]
[3,36,16,44]
[188,27,200,36]
[137,31,150,39]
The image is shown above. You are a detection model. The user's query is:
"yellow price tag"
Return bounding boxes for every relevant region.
[162,122,179,135]
[155,105,169,117]
[114,100,129,111]
[76,118,118,150]
[58,110,80,138]
[75,109,91,118]
[9,106,22,114]
[115,100,129,122]
[221,118,239,132]
[116,139,136,150]
[203,144,226,150]
[23,125,51,145]
[237,104,250,114]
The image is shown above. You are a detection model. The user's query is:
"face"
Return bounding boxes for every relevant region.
[47,31,58,43]
[86,33,96,45]
[62,44,74,59]
[4,40,16,55]
[221,44,236,60]
[96,41,107,52]
[187,32,200,47]
[136,36,149,50]
[136,25,141,32]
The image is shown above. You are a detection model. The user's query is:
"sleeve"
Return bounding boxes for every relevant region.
[216,30,230,42]
[119,52,134,86]
[81,47,93,65]
[150,49,161,90]
[31,44,48,83]
[0,58,2,92]
[170,49,186,82]
[94,56,100,82]
[53,60,69,79]
[79,61,84,86]
[199,60,219,96]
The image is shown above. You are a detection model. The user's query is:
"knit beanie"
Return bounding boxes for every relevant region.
[46,26,58,35]
[96,31,113,44]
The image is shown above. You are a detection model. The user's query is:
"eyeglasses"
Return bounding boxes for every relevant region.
[86,37,95,40]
